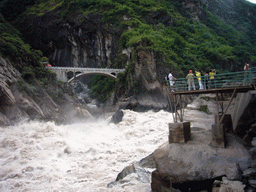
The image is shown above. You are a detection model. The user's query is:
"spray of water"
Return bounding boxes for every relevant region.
[0,109,177,192]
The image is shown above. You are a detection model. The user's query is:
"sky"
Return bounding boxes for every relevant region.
[247,0,256,3]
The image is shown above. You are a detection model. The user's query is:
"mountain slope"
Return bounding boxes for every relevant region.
[1,0,256,105]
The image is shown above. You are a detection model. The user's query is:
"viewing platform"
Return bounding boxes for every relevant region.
[167,67,256,148]
[168,67,256,95]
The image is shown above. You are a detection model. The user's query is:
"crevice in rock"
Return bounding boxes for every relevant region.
[172,176,223,192]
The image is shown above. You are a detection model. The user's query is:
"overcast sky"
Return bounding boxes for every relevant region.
[246,0,256,3]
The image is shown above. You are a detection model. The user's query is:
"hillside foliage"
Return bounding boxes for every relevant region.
[1,0,256,102]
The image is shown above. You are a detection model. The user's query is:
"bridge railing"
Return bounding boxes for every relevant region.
[46,66,125,73]
[167,67,256,92]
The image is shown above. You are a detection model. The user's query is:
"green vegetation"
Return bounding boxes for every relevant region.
[0,10,60,102]
[0,15,42,70]
[88,75,116,103]
[0,0,35,21]
[1,0,256,102]
[198,105,210,114]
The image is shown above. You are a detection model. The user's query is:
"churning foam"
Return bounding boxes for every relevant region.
[0,109,176,192]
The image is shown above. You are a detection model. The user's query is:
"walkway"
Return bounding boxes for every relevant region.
[168,67,256,95]
[167,67,256,124]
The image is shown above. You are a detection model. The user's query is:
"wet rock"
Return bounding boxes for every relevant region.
[115,163,135,182]
[225,163,242,181]
[249,147,256,160]
[248,179,256,188]
[22,166,34,173]
[219,177,246,191]
[64,147,72,154]
[110,153,156,188]
[242,168,256,177]
[252,137,256,147]
[0,111,10,126]
[110,110,123,124]
[249,160,256,168]
[138,153,156,169]
[153,134,249,184]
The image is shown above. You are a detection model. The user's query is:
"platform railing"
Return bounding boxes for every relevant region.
[167,67,256,92]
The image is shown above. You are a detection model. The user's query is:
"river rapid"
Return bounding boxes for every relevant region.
[0,109,180,192]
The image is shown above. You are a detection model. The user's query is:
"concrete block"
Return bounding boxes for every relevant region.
[212,123,225,148]
[169,122,191,143]
[215,114,233,133]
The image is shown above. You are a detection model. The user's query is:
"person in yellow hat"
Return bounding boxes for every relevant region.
[186,70,196,90]
[209,69,216,88]
[195,70,204,90]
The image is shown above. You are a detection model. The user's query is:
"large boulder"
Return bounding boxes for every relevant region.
[153,133,251,184]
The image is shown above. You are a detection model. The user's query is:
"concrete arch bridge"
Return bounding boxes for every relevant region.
[47,67,126,83]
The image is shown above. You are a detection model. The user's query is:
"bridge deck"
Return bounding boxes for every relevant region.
[168,67,256,95]
[167,68,256,124]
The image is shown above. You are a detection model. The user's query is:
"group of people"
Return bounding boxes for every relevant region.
[168,62,251,92]
[186,69,216,91]
[167,69,216,92]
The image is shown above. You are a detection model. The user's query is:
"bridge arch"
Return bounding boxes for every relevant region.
[67,71,117,83]
[46,67,125,82]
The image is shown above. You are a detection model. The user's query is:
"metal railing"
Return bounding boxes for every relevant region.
[167,67,256,92]
[47,66,125,73]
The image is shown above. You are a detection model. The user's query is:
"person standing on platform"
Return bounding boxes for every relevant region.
[244,62,250,75]
[195,70,204,90]
[244,63,250,85]
[186,70,196,91]
[168,70,176,92]
[203,71,209,89]
[209,69,216,88]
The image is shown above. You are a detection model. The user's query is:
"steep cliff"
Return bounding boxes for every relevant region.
[3,0,256,111]
[15,12,125,68]
[0,57,44,125]
[0,57,93,125]
[16,10,173,110]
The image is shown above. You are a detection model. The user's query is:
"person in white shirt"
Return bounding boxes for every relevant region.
[168,70,176,92]
[244,63,250,84]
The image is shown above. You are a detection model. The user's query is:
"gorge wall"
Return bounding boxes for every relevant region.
[16,12,125,68]
[0,57,93,126]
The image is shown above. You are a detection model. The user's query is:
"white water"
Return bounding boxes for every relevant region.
[0,109,178,192]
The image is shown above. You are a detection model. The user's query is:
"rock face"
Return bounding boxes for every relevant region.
[0,57,57,125]
[0,57,92,125]
[131,49,171,110]
[15,10,178,111]
[16,12,125,69]
[181,0,205,21]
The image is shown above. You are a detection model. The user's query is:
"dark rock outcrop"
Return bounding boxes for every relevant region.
[110,110,123,124]
[15,12,124,69]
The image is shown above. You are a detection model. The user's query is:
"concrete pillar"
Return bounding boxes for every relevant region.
[169,122,191,143]
[215,114,233,133]
[54,70,68,82]
[211,123,225,148]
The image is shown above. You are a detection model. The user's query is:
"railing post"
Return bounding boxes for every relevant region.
[176,81,179,92]
[249,68,253,85]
